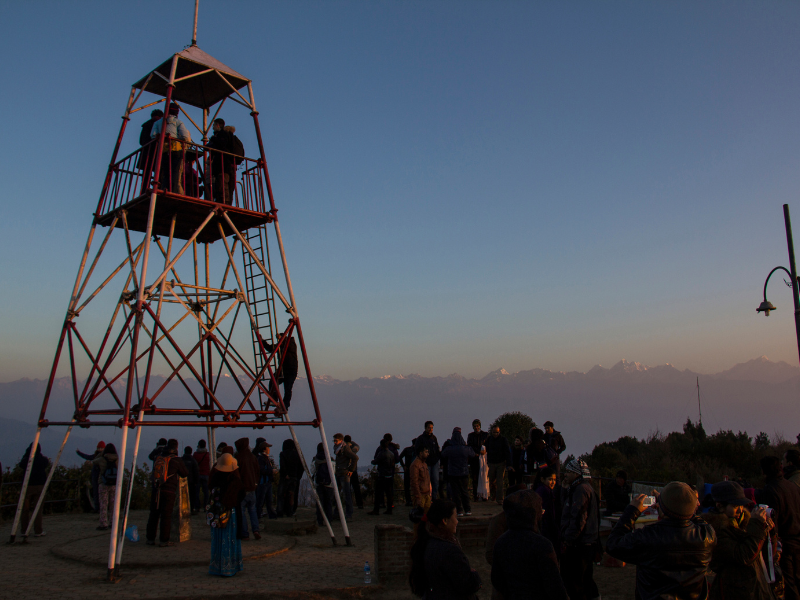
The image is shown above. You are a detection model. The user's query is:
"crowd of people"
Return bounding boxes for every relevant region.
[15,419,800,598]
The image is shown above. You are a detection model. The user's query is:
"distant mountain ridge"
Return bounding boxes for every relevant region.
[1,356,798,468]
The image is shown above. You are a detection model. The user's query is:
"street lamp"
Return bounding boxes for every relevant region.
[757,204,800,364]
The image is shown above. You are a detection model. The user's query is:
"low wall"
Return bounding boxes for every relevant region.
[374,516,491,587]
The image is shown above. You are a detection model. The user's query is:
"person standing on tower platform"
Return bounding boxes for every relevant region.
[137,108,163,172]
[151,103,191,195]
[206,118,234,204]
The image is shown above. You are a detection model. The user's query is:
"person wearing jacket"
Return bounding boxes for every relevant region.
[254,439,277,519]
[756,455,800,600]
[208,453,244,577]
[604,470,632,515]
[182,446,200,514]
[146,439,189,547]
[492,490,569,600]
[313,443,335,526]
[485,426,512,504]
[702,481,776,600]
[194,439,211,508]
[93,443,119,530]
[559,458,600,600]
[410,447,433,512]
[262,335,299,413]
[415,422,442,500]
[369,438,398,515]
[136,108,163,171]
[19,443,50,537]
[606,481,717,600]
[535,466,561,551]
[76,441,105,513]
[467,420,489,502]
[442,427,477,517]
[151,103,191,194]
[233,438,260,540]
[510,437,525,487]
[344,435,364,509]
[333,433,357,519]
[543,421,566,455]
[409,499,482,599]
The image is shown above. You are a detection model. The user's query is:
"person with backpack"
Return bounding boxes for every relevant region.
[206,118,243,204]
[93,443,119,531]
[182,446,200,515]
[313,443,335,526]
[208,453,244,577]
[369,438,398,515]
[146,439,188,547]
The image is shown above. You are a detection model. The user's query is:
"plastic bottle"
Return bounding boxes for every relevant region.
[364,561,371,584]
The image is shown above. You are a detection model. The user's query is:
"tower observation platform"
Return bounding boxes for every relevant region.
[10,23,352,575]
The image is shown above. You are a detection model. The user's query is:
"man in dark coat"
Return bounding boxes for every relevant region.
[254,438,277,519]
[607,481,717,600]
[484,425,512,504]
[137,108,163,171]
[19,443,50,537]
[345,435,364,509]
[442,427,476,516]
[543,421,567,455]
[206,118,235,203]
[181,446,200,514]
[193,439,211,508]
[414,421,442,500]
[559,459,600,600]
[234,437,261,540]
[467,419,489,502]
[604,469,632,515]
[368,438,398,515]
[756,455,800,600]
[146,439,188,546]
[492,490,569,600]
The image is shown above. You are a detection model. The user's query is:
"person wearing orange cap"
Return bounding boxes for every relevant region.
[77,441,105,513]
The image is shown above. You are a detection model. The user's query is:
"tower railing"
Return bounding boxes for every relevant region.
[97,138,267,217]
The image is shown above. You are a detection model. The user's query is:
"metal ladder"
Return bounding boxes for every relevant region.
[241,223,280,411]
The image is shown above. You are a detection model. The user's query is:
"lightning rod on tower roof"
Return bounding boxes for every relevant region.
[192,0,199,46]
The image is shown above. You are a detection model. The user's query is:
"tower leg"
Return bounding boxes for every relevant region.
[114,409,146,570]
[107,422,130,582]
[9,428,42,543]
[23,424,74,537]
[285,422,337,545]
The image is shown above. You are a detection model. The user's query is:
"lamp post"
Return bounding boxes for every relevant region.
[757,204,800,366]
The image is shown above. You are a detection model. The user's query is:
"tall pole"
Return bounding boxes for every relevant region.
[192,0,199,46]
[782,204,800,366]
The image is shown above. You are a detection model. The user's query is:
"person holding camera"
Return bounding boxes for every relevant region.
[701,481,777,600]
[606,481,717,600]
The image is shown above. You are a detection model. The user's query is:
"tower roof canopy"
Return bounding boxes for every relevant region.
[133,45,251,110]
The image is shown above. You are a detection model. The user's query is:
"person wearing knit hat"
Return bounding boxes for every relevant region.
[606,483,717,600]
[76,442,107,513]
[559,457,600,600]
[701,481,775,600]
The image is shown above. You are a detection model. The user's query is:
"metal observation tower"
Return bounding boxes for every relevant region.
[9,12,350,579]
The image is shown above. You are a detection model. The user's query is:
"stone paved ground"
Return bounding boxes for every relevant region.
[0,500,635,600]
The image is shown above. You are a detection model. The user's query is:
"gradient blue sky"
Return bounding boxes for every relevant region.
[1,1,800,382]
